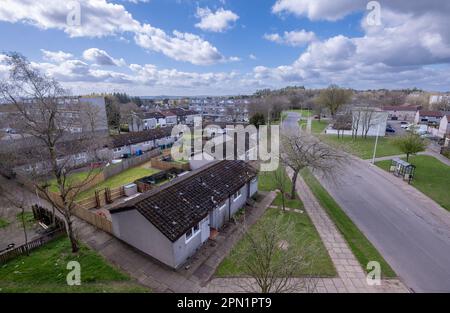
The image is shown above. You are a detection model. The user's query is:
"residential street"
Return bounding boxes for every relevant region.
[283,112,450,292]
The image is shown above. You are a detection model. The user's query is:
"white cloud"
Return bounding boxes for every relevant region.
[134,27,224,65]
[264,29,316,46]
[0,0,227,66]
[249,54,257,60]
[40,49,73,63]
[195,7,239,32]
[125,0,149,3]
[272,0,366,21]
[258,0,450,90]
[82,48,126,66]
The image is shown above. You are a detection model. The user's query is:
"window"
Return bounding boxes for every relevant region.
[232,190,242,202]
[186,229,193,240]
[185,223,201,243]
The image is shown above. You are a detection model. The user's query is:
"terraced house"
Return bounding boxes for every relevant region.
[110,160,258,269]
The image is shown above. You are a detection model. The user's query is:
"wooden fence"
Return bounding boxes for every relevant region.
[103,148,161,179]
[0,229,65,264]
[0,206,65,265]
[15,174,114,235]
[150,158,190,171]
[76,186,124,210]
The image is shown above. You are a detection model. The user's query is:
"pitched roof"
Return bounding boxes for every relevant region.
[418,110,446,117]
[382,105,419,112]
[142,111,164,119]
[160,110,177,117]
[110,160,257,242]
[111,127,173,148]
[169,108,198,116]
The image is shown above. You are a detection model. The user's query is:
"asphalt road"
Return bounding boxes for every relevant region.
[283,112,450,292]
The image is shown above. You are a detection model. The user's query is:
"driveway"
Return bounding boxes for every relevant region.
[282,112,450,292]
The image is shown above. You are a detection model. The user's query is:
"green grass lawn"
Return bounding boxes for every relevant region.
[300,120,330,134]
[0,237,149,293]
[215,208,336,277]
[258,167,304,210]
[48,169,102,193]
[311,120,329,134]
[301,169,396,278]
[75,167,159,200]
[289,109,312,118]
[272,192,304,210]
[320,135,403,159]
[0,218,10,229]
[376,155,450,211]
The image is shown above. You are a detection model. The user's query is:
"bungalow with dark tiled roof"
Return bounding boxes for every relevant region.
[109,160,258,269]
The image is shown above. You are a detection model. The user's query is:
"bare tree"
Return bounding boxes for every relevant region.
[0,53,106,253]
[273,166,289,211]
[360,107,376,139]
[333,113,352,139]
[315,85,352,119]
[352,109,362,139]
[230,214,319,293]
[281,133,343,199]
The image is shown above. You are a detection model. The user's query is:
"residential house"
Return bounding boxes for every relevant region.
[382,105,420,121]
[168,108,200,125]
[160,110,177,126]
[1,137,110,175]
[110,126,178,159]
[429,94,450,105]
[1,96,109,136]
[110,160,258,269]
[414,111,447,125]
[130,111,166,132]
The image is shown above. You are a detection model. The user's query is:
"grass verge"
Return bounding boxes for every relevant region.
[301,168,396,278]
[319,135,403,159]
[215,208,336,277]
[376,155,450,211]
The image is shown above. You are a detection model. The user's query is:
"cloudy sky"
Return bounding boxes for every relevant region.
[1,0,450,96]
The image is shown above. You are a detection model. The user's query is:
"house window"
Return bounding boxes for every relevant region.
[185,223,201,243]
[232,190,242,202]
[186,229,193,240]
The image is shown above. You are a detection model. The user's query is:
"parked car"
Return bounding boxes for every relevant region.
[400,121,408,125]
[386,126,396,133]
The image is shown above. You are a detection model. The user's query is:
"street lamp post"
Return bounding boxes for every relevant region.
[372,124,381,164]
